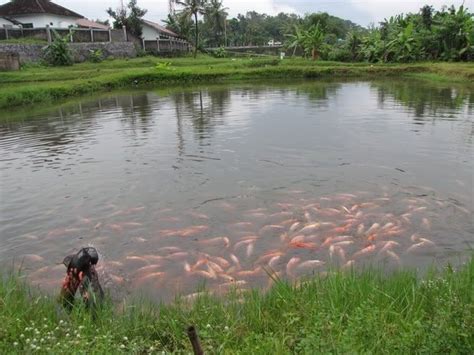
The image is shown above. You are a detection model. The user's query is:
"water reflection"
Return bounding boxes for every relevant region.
[374,81,473,119]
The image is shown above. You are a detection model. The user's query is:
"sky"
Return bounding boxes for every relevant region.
[0,0,469,27]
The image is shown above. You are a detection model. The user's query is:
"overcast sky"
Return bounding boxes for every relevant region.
[0,0,468,27]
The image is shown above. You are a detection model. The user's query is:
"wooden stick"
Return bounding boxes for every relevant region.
[187,326,204,355]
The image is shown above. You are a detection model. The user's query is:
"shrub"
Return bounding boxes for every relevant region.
[43,30,73,66]
[213,47,228,58]
[88,49,104,63]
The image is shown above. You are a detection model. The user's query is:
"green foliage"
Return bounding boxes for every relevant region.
[1,257,473,353]
[176,0,208,58]
[43,30,73,67]
[213,46,228,58]
[303,23,325,60]
[106,0,147,38]
[88,49,104,63]
[155,61,172,70]
[204,0,228,47]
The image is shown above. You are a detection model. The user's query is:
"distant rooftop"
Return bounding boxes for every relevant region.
[142,19,179,38]
[0,0,84,18]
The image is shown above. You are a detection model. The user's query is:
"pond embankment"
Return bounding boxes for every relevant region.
[1,258,472,353]
[0,56,473,110]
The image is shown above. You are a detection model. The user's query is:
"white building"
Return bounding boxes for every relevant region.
[141,19,180,41]
[0,0,107,29]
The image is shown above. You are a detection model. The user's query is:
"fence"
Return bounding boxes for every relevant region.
[143,36,189,54]
[0,26,128,43]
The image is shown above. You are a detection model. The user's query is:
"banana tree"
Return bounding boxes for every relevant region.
[285,25,305,56]
[303,23,325,60]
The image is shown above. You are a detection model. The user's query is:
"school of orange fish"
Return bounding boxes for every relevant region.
[17,190,455,301]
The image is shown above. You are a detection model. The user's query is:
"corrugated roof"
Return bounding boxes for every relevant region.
[0,0,83,18]
[142,19,180,38]
[75,18,109,30]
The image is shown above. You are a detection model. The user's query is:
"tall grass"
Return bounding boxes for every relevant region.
[1,258,472,353]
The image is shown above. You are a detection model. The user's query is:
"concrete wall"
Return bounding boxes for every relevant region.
[0,42,137,64]
[0,52,20,71]
[10,14,80,28]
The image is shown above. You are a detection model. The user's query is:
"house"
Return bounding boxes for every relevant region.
[0,0,107,29]
[141,19,180,41]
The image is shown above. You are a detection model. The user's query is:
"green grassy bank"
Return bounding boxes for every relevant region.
[1,258,472,354]
[0,56,473,110]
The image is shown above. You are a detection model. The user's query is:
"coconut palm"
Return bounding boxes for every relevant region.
[205,0,228,47]
[175,0,208,58]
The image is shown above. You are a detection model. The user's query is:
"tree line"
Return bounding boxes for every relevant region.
[107,1,473,62]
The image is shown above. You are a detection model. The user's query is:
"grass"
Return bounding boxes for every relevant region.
[0,55,473,110]
[1,258,472,353]
[0,38,48,45]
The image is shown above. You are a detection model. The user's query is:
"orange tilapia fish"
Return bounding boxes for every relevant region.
[189,211,210,220]
[134,272,165,286]
[211,256,231,269]
[160,225,209,237]
[268,255,282,269]
[236,266,262,277]
[166,252,189,260]
[133,264,163,278]
[352,245,376,259]
[377,241,399,255]
[286,257,301,277]
[296,260,325,271]
[289,241,318,250]
[385,250,401,264]
[260,224,286,233]
[199,237,230,248]
[366,223,380,234]
[157,246,181,254]
[299,223,321,234]
[289,222,302,234]
[234,238,257,251]
[255,251,282,265]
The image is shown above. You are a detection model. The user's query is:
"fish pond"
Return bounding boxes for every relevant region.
[0,80,473,303]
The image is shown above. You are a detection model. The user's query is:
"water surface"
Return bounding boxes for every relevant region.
[1,80,472,302]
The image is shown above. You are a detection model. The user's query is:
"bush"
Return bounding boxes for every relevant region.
[213,47,228,58]
[88,49,104,63]
[43,30,73,66]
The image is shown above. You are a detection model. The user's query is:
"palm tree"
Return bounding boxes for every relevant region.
[176,0,208,58]
[205,0,228,47]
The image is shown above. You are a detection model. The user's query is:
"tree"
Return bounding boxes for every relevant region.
[303,23,325,60]
[285,25,305,56]
[106,0,147,38]
[164,12,194,41]
[176,0,208,57]
[204,0,228,47]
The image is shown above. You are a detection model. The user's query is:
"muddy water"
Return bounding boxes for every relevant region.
[0,80,472,302]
